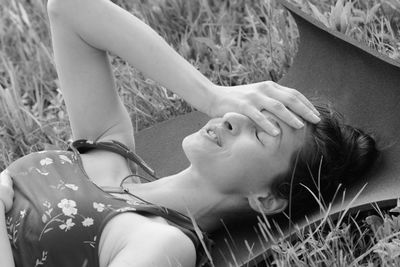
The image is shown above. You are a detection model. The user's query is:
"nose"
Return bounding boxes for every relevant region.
[222,112,252,136]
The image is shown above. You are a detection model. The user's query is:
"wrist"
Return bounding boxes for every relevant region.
[207,84,230,118]
[203,83,217,117]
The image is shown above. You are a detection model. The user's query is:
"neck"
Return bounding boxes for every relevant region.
[127,166,248,232]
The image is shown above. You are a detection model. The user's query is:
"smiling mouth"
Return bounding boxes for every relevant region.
[203,127,221,147]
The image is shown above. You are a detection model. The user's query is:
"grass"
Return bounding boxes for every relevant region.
[1,0,400,266]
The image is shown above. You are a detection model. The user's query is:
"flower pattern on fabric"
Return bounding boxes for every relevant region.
[58,199,78,217]
[6,151,208,267]
[34,251,48,267]
[59,218,75,231]
[83,235,97,248]
[93,202,105,212]
[36,168,49,176]
[82,217,94,227]
[59,155,73,164]
[40,158,54,166]
[51,180,79,191]
[65,184,78,191]
[6,209,26,248]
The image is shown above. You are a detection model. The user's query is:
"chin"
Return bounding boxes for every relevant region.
[182,131,213,168]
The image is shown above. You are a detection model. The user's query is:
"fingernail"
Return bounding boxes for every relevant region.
[295,120,305,128]
[314,109,320,116]
[312,113,321,122]
[272,128,280,136]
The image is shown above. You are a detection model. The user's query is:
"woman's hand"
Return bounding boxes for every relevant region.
[209,81,321,136]
[0,170,13,213]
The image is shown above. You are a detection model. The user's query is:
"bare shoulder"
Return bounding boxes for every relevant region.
[101,213,196,267]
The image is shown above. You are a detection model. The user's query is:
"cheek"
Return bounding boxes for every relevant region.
[229,146,289,189]
[182,132,218,166]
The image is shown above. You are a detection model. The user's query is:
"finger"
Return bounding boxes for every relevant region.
[0,170,12,188]
[267,85,320,124]
[281,86,320,116]
[247,108,280,136]
[269,82,317,114]
[259,98,305,129]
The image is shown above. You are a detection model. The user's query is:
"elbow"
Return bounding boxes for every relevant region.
[47,0,63,18]
[47,0,87,20]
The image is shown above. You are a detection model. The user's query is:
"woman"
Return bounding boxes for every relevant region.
[0,0,378,266]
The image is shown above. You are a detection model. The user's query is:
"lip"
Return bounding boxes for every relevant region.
[201,126,222,147]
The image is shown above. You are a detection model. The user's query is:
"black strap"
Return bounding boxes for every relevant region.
[69,139,157,179]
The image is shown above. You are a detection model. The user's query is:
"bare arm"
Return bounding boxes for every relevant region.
[0,203,14,267]
[47,0,215,147]
[47,0,319,144]
[0,170,15,267]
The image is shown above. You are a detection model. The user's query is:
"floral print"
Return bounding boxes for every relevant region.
[93,202,105,212]
[82,218,94,227]
[6,208,26,248]
[65,184,78,191]
[57,199,78,216]
[50,180,79,191]
[34,251,48,267]
[59,218,75,231]
[36,168,49,176]
[59,155,72,164]
[6,149,208,267]
[40,158,53,166]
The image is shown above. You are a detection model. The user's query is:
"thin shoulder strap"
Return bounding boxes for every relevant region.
[69,139,157,179]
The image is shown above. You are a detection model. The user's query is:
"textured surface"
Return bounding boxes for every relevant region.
[135,1,400,265]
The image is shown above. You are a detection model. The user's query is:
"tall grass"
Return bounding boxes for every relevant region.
[1,0,400,266]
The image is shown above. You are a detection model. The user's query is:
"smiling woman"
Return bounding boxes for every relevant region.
[182,111,307,200]
[181,103,377,219]
[0,0,379,266]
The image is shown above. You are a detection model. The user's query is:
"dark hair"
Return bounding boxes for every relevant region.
[271,103,379,219]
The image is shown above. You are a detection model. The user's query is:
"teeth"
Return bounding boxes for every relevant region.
[206,129,220,146]
[208,129,217,139]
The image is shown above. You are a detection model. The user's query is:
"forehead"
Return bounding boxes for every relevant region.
[261,110,308,154]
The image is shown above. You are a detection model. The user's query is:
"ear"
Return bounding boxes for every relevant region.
[247,192,288,215]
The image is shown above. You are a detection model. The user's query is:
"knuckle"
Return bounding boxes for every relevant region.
[252,111,264,121]
[271,101,285,111]
[247,91,258,101]
[288,89,302,99]
[264,80,275,87]
[259,81,273,91]
[286,93,298,104]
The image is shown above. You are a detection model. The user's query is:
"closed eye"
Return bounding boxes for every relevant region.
[254,127,262,143]
[254,119,282,143]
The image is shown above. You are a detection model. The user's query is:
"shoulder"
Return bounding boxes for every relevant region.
[106,213,196,267]
[6,150,76,174]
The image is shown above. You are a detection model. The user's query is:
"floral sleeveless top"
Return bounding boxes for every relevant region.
[5,147,212,267]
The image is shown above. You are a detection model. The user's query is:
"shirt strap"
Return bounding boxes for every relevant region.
[68,139,157,179]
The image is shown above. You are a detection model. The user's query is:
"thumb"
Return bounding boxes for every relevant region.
[0,170,12,188]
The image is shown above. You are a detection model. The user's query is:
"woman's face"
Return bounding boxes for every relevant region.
[182,111,308,195]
